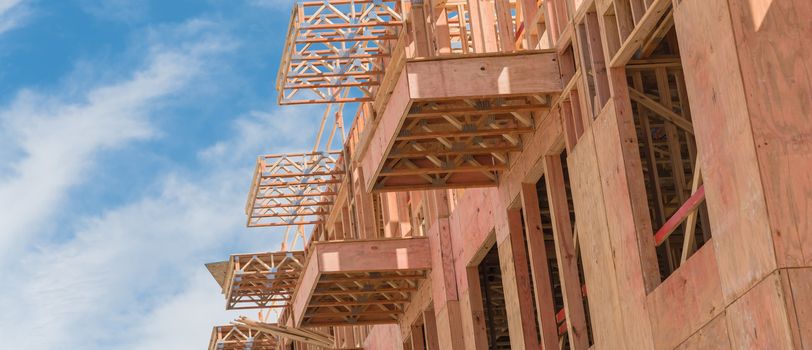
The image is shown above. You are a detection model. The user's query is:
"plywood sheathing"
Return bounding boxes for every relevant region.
[675,0,780,303]
[725,0,812,268]
[205,261,229,290]
[646,242,724,350]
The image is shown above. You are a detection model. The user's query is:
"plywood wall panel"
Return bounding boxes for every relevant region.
[726,272,795,349]
[567,130,626,349]
[363,324,403,350]
[727,0,812,268]
[647,243,725,350]
[673,0,775,302]
[591,100,655,349]
[673,313,731,350]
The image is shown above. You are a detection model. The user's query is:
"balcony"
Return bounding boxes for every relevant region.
[358,50,562,191]
[290,237,430,327]
[245,152,344,227]
[208,324,277,350]
[276,0,404,104]
[208,250,305,310]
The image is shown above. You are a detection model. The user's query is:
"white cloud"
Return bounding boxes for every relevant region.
[0,8,326,350]
[0,0,30,34]
[79,0,148,23]
[0,20,233,257]
[0,107,317,350]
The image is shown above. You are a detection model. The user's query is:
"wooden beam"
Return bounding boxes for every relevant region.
[519,183,561,350]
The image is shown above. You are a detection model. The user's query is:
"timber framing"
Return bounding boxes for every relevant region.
[360,50,562,192]
[206,0,812,349]
[221,250,305,310]
[246,151,344,227]
[291,237,431,327]
[276,0,404,104]
[208,324,277,350]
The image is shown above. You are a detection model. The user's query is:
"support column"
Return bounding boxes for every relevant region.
[497,208,542,350]
[518,184,560,350]
[425,190,466,349]
[542,158,589,349]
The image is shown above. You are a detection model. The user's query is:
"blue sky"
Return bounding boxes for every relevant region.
[0,1,324,348]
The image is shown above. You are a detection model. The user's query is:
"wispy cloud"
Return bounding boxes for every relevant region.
[79,0,149,23]
[0,0,30,34]
[0,107,319,350]
[0,4,326,350]
[0,20,232,257]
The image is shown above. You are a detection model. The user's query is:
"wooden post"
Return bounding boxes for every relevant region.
[519,183,563,350]
[542,157,590,349]
[499,208,541,349]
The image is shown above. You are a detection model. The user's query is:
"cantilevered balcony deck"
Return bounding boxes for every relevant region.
[208,324,277,350]
[246,152,344,227]
[358,50,562,191]
[290,237,430,327]
[276,0,403,104]
[212,250,305,310]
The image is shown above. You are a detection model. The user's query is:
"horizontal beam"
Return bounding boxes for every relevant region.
[654,185,706,245]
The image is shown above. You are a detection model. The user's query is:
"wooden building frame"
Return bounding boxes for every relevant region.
[206,0,812,349]
[246,151,344,227]
[276,0,404,104]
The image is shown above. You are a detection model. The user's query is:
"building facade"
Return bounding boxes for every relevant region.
[208,0,812,349]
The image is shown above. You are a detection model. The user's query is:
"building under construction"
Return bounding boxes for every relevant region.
[206,0,811,349]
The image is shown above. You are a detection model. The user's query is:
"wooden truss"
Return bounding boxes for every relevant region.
[233,317,335,348]
[291,238,431,327]
[222,250,306,310]
[360,51,561,192]
[276,0,404,104]
[208,324,277,350]
[378,95,548,190]
[246,151,344,227]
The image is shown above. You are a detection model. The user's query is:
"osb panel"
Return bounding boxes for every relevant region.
[673,313,731,350]
[727,0,812,268]
[647,243,724,350]
[592,99,656,349]
[673,0,775,302]
[726,272,795,349]
[566,130,626,349]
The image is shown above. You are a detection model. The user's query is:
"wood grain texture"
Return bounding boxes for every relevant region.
[405,51,562,100]
[674,0,775,302]
[727,0,812,268]
[646,243,724,350]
